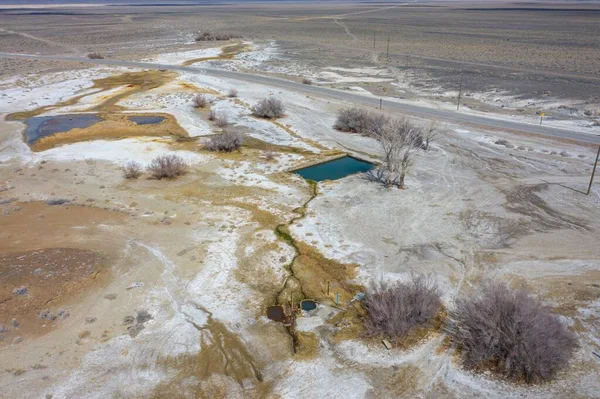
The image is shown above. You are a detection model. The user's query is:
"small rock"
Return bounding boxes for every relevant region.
[123,316,135,326]
[136,310,153,324]
[0,325,8,333]
[126,282,144,290]
[12,286,28,296]
[127,324,145,338]
[85,317,97,324]
[104,293,117,300]
[46,199,70,206]
[241,378,256,390]
[57,309,70,319]
[33,268,44,275]
[39,310,57,321]
[11,318,19,328]
[13,336,23,344]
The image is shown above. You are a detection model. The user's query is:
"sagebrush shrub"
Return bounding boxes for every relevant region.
[122,160,142,179]
[192,94,209,109]
[205,131,244,152]
[252,97,285,119]
[334,107,386,134]
[214,113,229,128]
[363,275,442,341]
[195,31,242,42]
[450,282,578,383]
[147,154,188,179]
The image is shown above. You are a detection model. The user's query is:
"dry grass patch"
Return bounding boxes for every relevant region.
[294,331,320,360]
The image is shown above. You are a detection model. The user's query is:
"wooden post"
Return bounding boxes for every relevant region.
[587,145,600,195]
[379,99,382,110]
[456,73,463,111]
[386,37,390,61]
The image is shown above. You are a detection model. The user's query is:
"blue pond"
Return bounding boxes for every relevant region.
[293,156,374,182]
[128,116,166,125]
[24,114,101,144]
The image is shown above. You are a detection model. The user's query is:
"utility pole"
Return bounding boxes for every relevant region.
[386,37,390,61]
[373,31,376,49]
[456,73,463,111]
[586,145,600,195]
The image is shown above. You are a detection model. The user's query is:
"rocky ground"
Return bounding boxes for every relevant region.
[0,5,599,398]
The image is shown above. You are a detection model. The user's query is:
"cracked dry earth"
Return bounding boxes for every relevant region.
[0,43,599,398]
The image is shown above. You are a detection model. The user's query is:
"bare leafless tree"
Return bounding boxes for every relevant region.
[147,154,188,179]
[450,282,578,383]
[122,160,142,179]
[422,120,440,151]
[192,94,209,109]
[366,117,422,188]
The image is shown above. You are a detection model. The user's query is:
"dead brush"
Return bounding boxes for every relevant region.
[214,112,229,128]
[252,97,285,119]
[192,94,209,109]
[205,131,244,152]
[87,52,104,59]
[147,154,188,179]
[363,275,442,342]
[122,160,142,179]
[449,282,578,383]
[334,107,387,134]
[227,88,239,98]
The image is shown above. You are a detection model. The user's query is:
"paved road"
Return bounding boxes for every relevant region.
[2,52,599,144]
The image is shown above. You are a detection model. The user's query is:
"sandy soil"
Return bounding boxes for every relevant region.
[0,4,599,398]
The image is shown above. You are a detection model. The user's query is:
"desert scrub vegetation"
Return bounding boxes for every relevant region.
[363,275,442,343]
[302,77,313,85]
[450,282,578,383]
[195,31,242,42]
[205,131,244,152]
[148,154,188,179]
[214,113,229,128]
[227,88,239,98]
[192,94,209,109]
[334,107,386,134]
[87,52,104,59]
[252,97,285,119]
[122,160,142,179]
